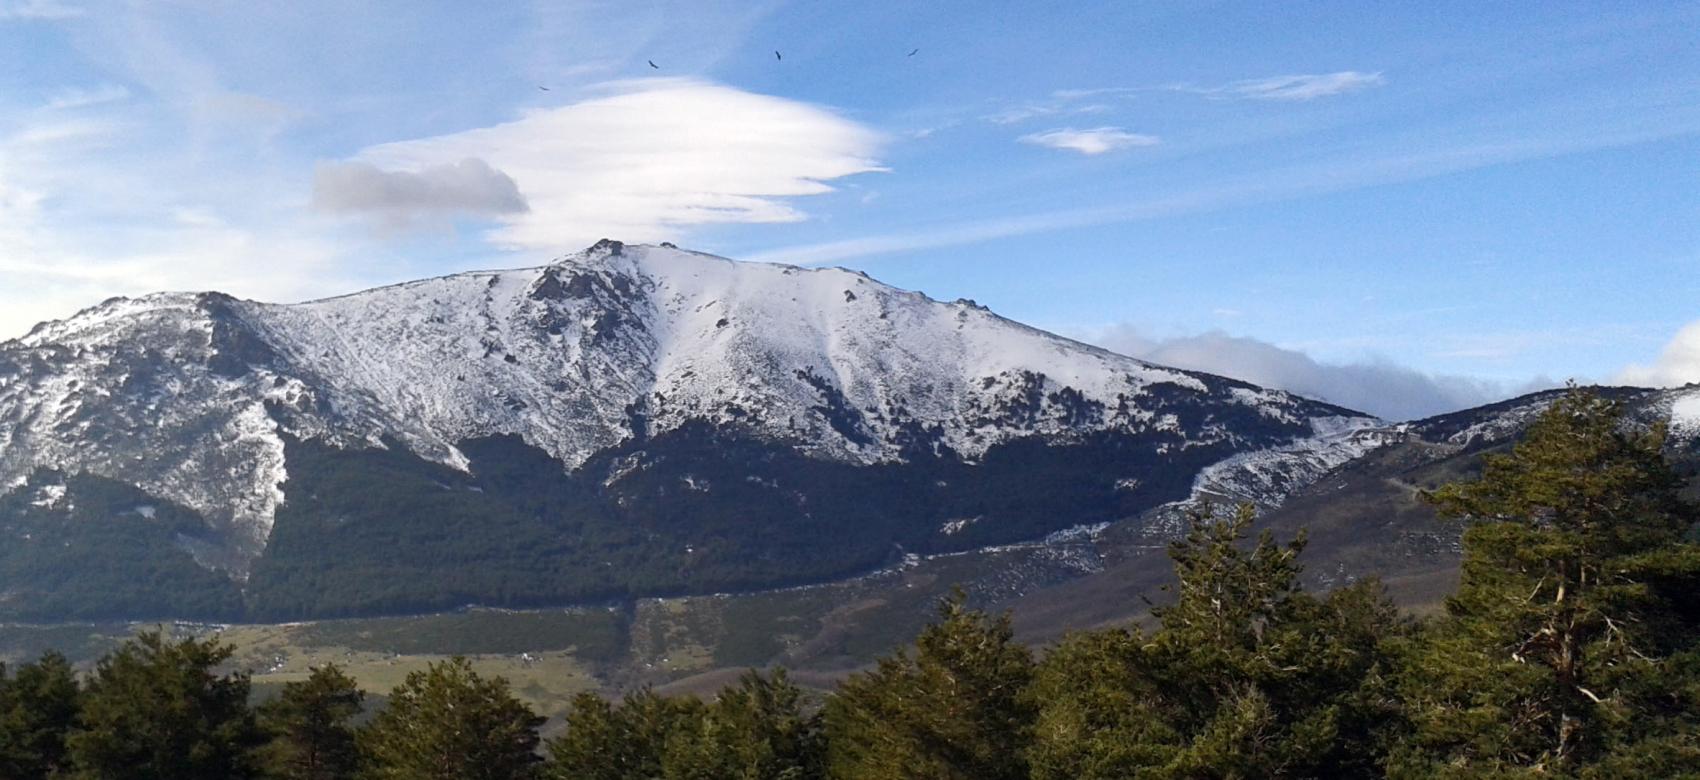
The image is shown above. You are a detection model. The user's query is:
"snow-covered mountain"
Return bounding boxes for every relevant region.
[0,240,1394,619]
[4,240,1696,623]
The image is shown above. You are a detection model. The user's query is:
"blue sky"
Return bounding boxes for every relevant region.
[3,1,1698,418]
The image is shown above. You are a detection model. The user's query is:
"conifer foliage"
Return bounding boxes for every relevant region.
[359,656,546,780]
[656,669,824,780]
[1025,504,1401,779]
[66,630,265,779]
[546,669,822,779]
[256,664,363,780]
[1393,389,1700,776]
[0,652,80,779]
[825,589,1036,780]
[546,687,705,780]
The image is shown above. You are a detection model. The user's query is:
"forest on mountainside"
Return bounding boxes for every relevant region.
[5,389,1700,779]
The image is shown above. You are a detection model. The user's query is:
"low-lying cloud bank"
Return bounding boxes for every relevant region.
[1617,320,1700,388]
[1078,325,1555,421]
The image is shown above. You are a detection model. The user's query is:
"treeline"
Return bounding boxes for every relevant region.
[4,390,1700,778]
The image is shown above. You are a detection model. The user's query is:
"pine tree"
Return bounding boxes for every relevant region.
[544,693,625,778]
[0,652,80,779]
[545,692,629,780]
[545,687,704,780]
[663,668,824,780]
[1392,388,1700,775]
[824,589,1035,780]
[360,656,545,780]
[1025,503,1401,779]
[257,663,364,780]
[66,629,265,779]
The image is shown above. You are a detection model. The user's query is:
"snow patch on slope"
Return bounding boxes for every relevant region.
[1187,415,1390,508]
[1666,389,1700,439]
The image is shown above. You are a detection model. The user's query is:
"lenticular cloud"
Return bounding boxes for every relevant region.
[332,78,886,248]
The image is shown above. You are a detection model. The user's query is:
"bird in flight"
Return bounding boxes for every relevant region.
[908,48,919,56]
[537,86,550,91]
[648,59,659,69]
[775,50,782,60]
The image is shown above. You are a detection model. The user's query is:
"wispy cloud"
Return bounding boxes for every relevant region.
[0,0,80,20]
[1179,71,1386,101]
[741,189,1216,265]
[9,117,114,147]
[751,98,1700,267]
[1618,320,1700,387]
[0,73,360,340]
[996,72,1381,123]
[313,158,529,229]
[986,102,1109,125]
[1019,127,1159,155]
[985,105,1056,125]
[1049,87,1140,101]
[984,87,1125,125]
[0,170,355,340]
[44,84,129,111]
[346,78,885,249]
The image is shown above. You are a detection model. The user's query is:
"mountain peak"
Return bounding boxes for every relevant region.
[0,244,1369,585]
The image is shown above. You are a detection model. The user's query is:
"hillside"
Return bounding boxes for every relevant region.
[0,241,1370,621]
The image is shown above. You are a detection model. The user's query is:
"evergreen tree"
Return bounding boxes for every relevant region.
[545,692,628,780]
[824,590,1035,780]
[0,652,80,779]
[544,693,625,778]
[360,656,544,780]
[1025,503,1401,779]
[663,669,824,780]
[257,663,364,780]
[66,629,265,779]
[545,687,704,780]
[1393,388,1700,776]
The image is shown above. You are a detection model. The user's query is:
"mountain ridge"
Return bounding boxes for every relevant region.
[0,241,1367,577]
[14,241,1692,624]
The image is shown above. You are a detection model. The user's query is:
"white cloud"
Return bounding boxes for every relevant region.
[1050,87,1139,101]
[44,84,129,111]
[344,78,885,249]
[987,105,1062,125]
[8,117,113,147]
[0,189,355,340]
[1188,71,1386,101]
[1019,127,1160,155]
[0,0,80,20]
[984,87,1125,126]
[0,96,365,341]
[751,95,1700,266]
[1,10,853,341]
[1076,325,1553,421]
[313,158,529,228]
[1617,320,1700,387]
[986,102,1109,125]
